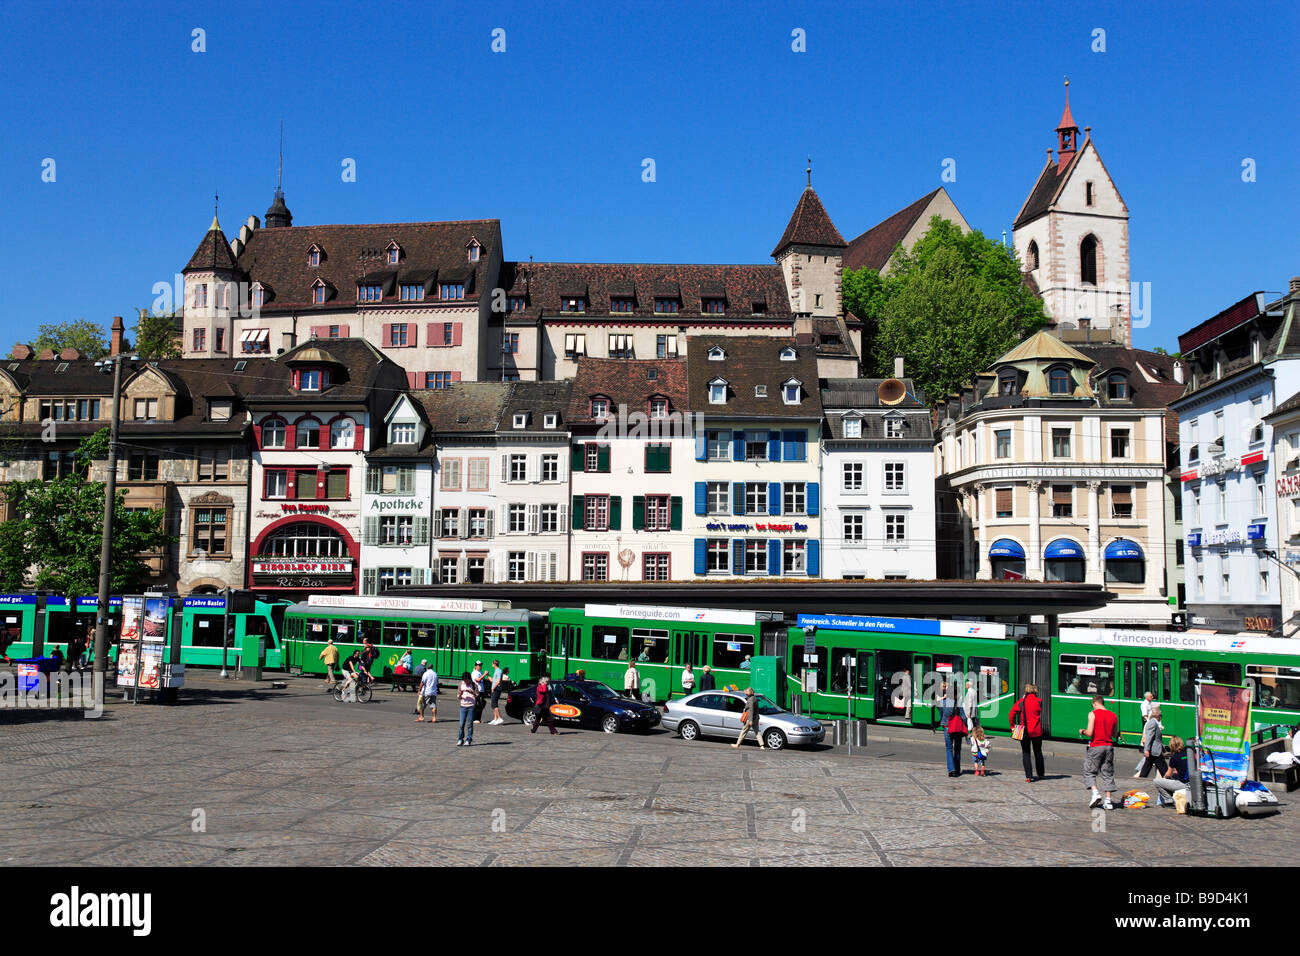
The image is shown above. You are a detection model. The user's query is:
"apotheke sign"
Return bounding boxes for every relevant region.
[368,497,427,513]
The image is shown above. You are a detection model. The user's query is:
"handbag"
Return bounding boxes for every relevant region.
[946,710,967,737]
[1011,700,1026,740]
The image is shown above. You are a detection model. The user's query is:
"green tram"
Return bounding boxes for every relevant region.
[175,595,289,669]
[1052,627,1300,746]
[790,614,1025,732]
[546,603,789,699]
[281,595,546,683]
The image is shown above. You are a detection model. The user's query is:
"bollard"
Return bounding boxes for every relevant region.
[831,719,848,746]
[852,720,868,747]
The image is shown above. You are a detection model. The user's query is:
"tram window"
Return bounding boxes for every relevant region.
[593,625,630,661]
[713,633,754,670]
[410,626,436,648]
[1058,654,1115,696]
[482,625,516,652]
[934,655,963,696]
[1122,661,1131,700]
[830,648,854,693]
[359,620,381,646]
[805,646,827,693]
[969,657,1009,702]
[1246,665,1300,710]
[307,619,331,641]
[631,628,669,664]
[332,619,355,642]
[191,616,223,647]
[246,616,269,639]
[382,622,408,646]
[1179,661,1242,702]
[1163,663,1172,699]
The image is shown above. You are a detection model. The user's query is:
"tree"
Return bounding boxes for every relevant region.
[132,308,181,360]
[17,320,109,360]
[843,217,1048,402]
[0,430,173,596]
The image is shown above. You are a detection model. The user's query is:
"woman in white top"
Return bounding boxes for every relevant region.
[682,663,695,695]
[624,662,641,700]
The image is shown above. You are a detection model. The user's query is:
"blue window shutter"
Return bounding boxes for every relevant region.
[732,433,745,461]
[784,429,806,461]
[782,430,796,461]
[807,482,820,516]
[732,539,745,575]
[695,431,707,461]
[807,540,820,577]
[694,539,707,575]
[732,482,745,515]
[768,482,781,515]
[694,481,707,515]
[768,430,782,462]
[768,539,781,576]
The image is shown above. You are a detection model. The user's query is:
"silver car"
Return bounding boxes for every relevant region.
[661,691,825,750]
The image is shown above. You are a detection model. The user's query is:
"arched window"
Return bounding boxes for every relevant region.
[262,522,347,558]
[296,417,321,449]
[1080,235,1098,286]
[329,417,355,449]
[1049,367,1072,395]
[1107,373,1129,400]
[261,417,286,449]
[1044,539,1086,582]
[1026,240,1039,271]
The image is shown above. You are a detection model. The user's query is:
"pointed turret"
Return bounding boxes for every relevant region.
[771,184,846,259]
[1055,77,1081,173]
[773,168,847,321]
[183,213,238,273]
[265,188,293,228]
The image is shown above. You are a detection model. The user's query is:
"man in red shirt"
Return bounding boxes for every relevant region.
[1079,695,1118,810]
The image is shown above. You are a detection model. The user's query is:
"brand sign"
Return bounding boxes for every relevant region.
[796,614,1008,640]
[584,604,758,626]
[1060,625,1296,655]
[307,594,485,614]
[368,497,427,513]
[975,465,1162,482]
[281,503,333,514]
[1247,522,1266,540]
[703,522,809,533]
[1276,474,1300,498]
[550,704,581,719]
[252,559,353,575]
[1198,682,1252,788]
[1186,533,1201,548]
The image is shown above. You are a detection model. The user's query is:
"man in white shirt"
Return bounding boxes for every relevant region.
[1140,691,1155,721]
[416,667,438,723]
[962,679,979,729]
[471,661,485,723]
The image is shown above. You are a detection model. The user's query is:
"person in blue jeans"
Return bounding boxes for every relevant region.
[935,681,969,777]
[456,672,477,746]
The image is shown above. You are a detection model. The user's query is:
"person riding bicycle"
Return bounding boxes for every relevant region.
[341,649,365,693]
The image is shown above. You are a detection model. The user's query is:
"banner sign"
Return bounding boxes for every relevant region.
[796,614,1008,640]
[1198,682,1252,788]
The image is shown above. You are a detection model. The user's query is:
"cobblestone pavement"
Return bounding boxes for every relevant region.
[1,674,1294,867]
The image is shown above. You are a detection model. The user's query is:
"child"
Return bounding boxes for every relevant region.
[970,727,991,776]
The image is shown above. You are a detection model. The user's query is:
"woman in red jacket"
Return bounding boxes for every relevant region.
[1009,683,1046,782]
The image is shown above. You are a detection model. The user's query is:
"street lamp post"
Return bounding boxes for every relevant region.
[92,353,134,700]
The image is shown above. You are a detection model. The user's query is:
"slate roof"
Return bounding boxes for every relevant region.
[771,187,847,257]
[821,377,933,442]
[241,338,399,405]
[685,335,822,419]
[500,262,792,323]
[183,219,239,273]
[411,382,512,435]
[498,380,573,433]
[842,189,942,273]
[1013,152,1082,229]
[221,219,501,313]
[997,330,1094,365]
[812,318,856,357]
[1076,345,1187,441]
[566,358,688,426]
[1267,388,1300,421]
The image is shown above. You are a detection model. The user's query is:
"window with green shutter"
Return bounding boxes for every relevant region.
[609,495,622,529]
[571,496,583,529]
[596,444,611,473]
[633,495,645,530]
[645,444,671,473]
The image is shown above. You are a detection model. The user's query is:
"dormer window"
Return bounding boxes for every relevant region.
[999,370,1017,396]
[590,397,610,419]
[885,416,904,439]
[467,240,481,262]
[650,397,668,419]
[308,244,323,267]
[646,369,658,382]
[311,278,330,304]
[610,297,634,313]
[386,242,401,265]
[755,385,767,398]
[1107,372,1129,400]
[400,284,425,302]
[1252,335,1263,364]
[251,283,266,308]
[390,421,416,445]
[359,284,382,303]
[295,368,330,392]
[1048,367,1071,395]
[440,283,465,300]
[654,297,680,314]
[780,346,797,361]
[508,296,527,312]
[544,413,558,429]
[844,416,862,439]
[561,297,586,313]
[209,400,232,422]
[709,378,728,405]
[513,413,528,429]
[782,379,802,404]
[751,300,767,315]
[707,346,726,361]
[702,298,726,314]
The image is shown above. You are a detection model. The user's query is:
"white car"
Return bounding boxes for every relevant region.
[661,691,824,750]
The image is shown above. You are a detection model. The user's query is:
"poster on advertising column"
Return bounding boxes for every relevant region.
[1197,682,1253,788]
[115,596,143,688]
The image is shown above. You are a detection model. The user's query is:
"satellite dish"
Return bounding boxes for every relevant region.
[879,378,907,405]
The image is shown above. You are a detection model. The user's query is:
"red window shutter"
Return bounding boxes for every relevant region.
[409,324,418,347]
[382,324,392,347]
[452,371,462,382]
[353,420,365,451]
[339,325,350,337]
[452,323,463,346]
[426,323,439,347]
[406,372,419,389]
[310,325,324,339]
[284,422,296,447]
[252,422,263,447]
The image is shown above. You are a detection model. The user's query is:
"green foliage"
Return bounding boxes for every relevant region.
[132,308,181,360]
[842,217,1049,402]
[0,433,173,595]
[1152,347,1183,360]
[19,320,109,360]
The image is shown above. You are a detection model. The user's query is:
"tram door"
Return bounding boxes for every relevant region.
[1119,656,1174,741]
[912,654,934,727]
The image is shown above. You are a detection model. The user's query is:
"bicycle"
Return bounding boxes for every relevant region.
[332,673,373,703]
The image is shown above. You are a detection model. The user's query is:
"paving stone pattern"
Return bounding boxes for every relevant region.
[0,675,1292,867]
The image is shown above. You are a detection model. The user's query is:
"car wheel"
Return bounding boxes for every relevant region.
[679,719,700,741]
[763,728,787,751]
[602,714,620,734]
[522,706,538,726]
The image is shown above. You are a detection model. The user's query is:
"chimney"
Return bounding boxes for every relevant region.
[894,356,904,378]
[1173,360,1185,385]
[59,348,81,361]
[1290,276,1300,295]
[37,348,55,361]
[111,315,124,357]
[11,344,31,360]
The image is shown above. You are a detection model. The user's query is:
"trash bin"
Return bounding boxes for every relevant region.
[830,720,848,746]
[852,720,869,747]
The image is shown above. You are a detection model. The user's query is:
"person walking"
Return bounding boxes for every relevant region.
[489,664,508,725]
[623,661,641,700]
[530,676,557,735]
[731,687,765,749]
[416,665,438,723]
[961,679,979,730]
[1136,705,1168,778]
[1009,683,1046,782]
[970,727,991,776]
[937,684,968,777]
[1079,695,1118,810]
[318,638,340,686]
[700,665,716,691]
[456,672,477,746]
[1140,690,1156,721]
[471,661,485,723]
[681,662,695,696]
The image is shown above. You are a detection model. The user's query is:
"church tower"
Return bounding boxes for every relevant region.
[773,164,847,328]
[1012,80,1132,346]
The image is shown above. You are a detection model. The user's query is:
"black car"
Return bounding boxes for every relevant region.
[505,678,661,734]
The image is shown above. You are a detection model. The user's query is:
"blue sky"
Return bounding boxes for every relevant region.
[1,0,1296,354]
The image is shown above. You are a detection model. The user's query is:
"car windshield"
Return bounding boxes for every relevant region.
[584,683,619,700]
[756,695,784,716]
